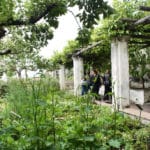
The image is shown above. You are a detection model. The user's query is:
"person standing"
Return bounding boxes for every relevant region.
[91,70,101,95]
[103,69,111,101]
[81,77,88,95]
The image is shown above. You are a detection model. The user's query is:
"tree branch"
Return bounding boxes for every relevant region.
[0,28,6,38]
[29,3,57,24]
[10,49,33,55]
[0,3,57,26]
[0,49,11,55]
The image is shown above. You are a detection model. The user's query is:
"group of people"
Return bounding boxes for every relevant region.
[81,69,111,101]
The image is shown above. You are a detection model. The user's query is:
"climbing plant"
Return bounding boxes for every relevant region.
[50,0,150,74]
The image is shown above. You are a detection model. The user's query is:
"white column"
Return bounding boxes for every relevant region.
[111,39,119,108]
[59,65,65,90]
[1,73,7,81]
[111,37,130,109]
[72,56,84,95]
[52,70,57,79]
[118,37,130,108]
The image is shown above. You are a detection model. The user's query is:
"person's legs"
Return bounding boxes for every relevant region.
[104,86,109,100]
[81,85,84,95]
[81,85,87,95]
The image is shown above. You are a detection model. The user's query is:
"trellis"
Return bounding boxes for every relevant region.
[65,5,150,108]
[122,6,150,48]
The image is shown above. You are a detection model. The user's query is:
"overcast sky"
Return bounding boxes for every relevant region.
[40,7,79,58]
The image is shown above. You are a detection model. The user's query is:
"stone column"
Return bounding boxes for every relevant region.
[59,65,66,90]
[1,73,7,81]
[52,70,57,79]
[111,39,119,108]
[72,56,84,95]
[111,37,130,109]
[118,37,130,108]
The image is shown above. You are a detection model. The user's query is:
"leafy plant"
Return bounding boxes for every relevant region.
[0,77,149,149]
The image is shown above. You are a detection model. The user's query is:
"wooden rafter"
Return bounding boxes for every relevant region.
[130,40,150,45]
[129,42,150,49]
[139,6,150,11]
[121,5,150,48]
[134,15,150,26]
[73,41,102,57]
[122,16,150,26]
[122,18,137,23]
[131,34,150,39]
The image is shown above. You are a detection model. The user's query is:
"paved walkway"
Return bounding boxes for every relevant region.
[95,100,150,124]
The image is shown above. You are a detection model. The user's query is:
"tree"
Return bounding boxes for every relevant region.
[0,0,67,53]
[0,0,113,40]
[0,0,114,77]
[68,0,113,28]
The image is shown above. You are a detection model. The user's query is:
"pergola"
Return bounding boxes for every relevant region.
[58,5,150,109]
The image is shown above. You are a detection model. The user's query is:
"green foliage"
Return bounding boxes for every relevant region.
[1,0,114,73]
[5,77,59,114]
[76,28,91,46]
[0,0,14,23]
[46,0,150,79]
[129,48,150,84]
[0,0,67,68]
[68,0,114,28]
[0,80,7,97]
[108,139,121,149]
[0,80,150,149]
[0,22,55,77]
[50,40,79,69]
[93,0,146,39]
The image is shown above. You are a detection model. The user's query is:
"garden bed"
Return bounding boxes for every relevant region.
[0,78,150,150]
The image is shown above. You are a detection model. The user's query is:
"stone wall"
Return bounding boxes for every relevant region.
[130,88,150,105]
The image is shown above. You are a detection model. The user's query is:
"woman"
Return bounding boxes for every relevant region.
[91,70,101,95]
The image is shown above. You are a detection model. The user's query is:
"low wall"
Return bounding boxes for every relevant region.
[130,88,150,105]
[65,80,74,90]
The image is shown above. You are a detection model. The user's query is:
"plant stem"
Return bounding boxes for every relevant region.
[51,92,56,147]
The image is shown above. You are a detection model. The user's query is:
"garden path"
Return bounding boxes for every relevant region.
[95,100,150,124]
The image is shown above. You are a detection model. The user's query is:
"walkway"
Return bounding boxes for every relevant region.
[95,100,150,124]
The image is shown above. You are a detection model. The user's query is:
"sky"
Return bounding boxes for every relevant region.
[40,7,80,58]
[40,0,112,59]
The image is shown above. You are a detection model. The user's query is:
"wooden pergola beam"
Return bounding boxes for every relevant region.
[130,41,150,45]
[139,6,150,11]
[122,18,137,23]
[131,34,150,39]
[134,15,150,25]
[73,41,102,57]
[141,44,150,49]
[122,16,150,26]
